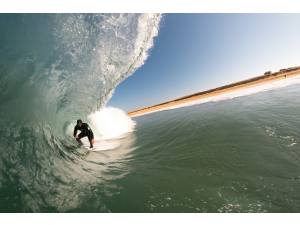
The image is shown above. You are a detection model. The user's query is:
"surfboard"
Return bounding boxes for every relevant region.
[80,139,119,151]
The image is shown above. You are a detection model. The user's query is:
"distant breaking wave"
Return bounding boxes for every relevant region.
[0,14,161,212]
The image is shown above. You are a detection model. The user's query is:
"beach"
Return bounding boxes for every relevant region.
[128,67,300,117]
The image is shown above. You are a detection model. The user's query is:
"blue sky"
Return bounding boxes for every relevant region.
[108,14,300,112]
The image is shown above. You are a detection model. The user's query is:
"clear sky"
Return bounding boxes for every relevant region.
[108,14,300,112]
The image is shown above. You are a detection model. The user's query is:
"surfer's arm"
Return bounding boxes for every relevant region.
[73,126,78,137]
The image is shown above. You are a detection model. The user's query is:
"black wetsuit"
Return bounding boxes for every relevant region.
[73,123,94,141]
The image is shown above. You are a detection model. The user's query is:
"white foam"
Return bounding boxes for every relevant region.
[88,107,136,140]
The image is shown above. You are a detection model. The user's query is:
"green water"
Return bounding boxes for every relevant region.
[1,83,300,212]
[101,84,300,212]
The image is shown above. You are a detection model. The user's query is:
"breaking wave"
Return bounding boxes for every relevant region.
[0,14,161,212]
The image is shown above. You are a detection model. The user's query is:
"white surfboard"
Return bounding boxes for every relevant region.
[81,138,120,151]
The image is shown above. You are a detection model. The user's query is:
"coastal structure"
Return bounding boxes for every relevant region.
[128,66,300,117]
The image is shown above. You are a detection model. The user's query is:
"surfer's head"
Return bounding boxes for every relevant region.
[77,119,83,127]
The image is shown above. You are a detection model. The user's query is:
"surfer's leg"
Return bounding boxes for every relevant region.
[76,137,83,145]
[76,133,85,146]
[88,131,94,148]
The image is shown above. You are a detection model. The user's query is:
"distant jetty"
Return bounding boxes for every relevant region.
[128,66,300,117]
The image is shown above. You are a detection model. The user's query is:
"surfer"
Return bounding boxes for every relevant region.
[73,119,94,148]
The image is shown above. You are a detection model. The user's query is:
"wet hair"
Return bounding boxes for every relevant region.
[77,119,82,124]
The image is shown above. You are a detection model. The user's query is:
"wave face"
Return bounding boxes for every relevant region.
[0,14,161,212]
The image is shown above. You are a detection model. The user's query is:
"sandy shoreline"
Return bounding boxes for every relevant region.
[128,67,300,117]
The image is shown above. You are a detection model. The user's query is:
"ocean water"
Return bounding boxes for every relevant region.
[125,84,300,213]
[1,14,300,213]
[1,82,300,213]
